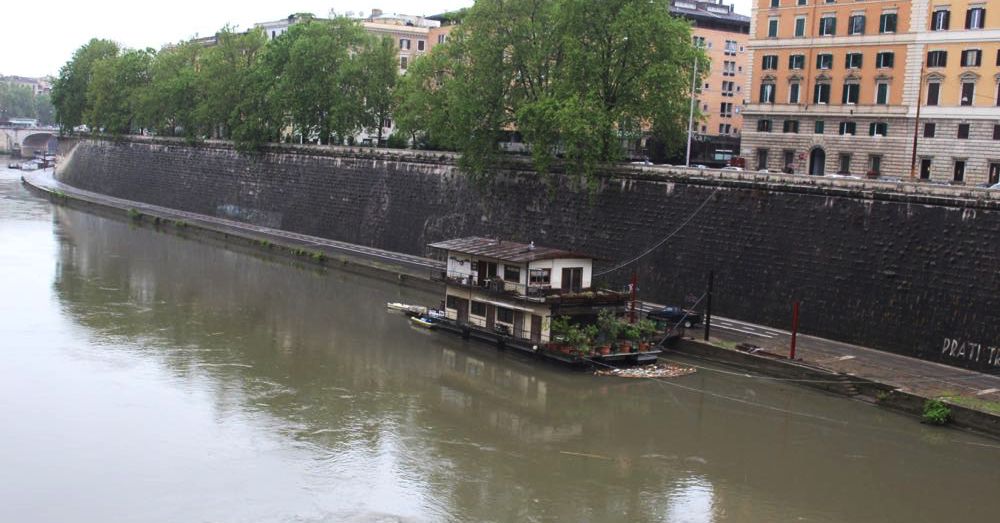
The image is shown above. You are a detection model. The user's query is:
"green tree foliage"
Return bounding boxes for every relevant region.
[138,41,204,137]
[396,0,706,183]
[86,48,154,135]
[194,27,267,142]
[34,93,55,125]
[0,83,37,120]
[357,35,399,146]
[51,38,120,131]
[265,18,369,145]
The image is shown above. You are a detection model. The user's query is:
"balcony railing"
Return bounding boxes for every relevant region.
[443,271,550,298]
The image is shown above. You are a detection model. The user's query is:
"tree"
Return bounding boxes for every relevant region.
[357,35,398,146]
[51,38,120,132]
[137,41,204,137]
[265,18,368,145]
[85,48,154,135]
[395,0,706,183]
[34,93,55,125]
[0,83,37,120]
[194,27,267,141]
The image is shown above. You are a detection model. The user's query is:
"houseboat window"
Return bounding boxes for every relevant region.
[471,301,487,316]
[529,269,551,285]
[504,265,521,282]
[496,307,514,324]
[446,295,462,310]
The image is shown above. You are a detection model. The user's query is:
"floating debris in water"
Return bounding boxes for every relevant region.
[594,363,696,379]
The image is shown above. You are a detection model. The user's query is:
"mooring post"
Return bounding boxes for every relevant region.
[790,301,800,359]
[629,271,638,323]
[704,271,713,341]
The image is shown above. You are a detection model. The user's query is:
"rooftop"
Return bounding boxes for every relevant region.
[429,237,593,263]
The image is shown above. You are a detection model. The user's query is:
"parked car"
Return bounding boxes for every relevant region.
[721,166,743,171]
[647,306,703,328]
[757,168,780,174]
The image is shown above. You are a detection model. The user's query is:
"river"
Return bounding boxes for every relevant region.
[1,163,998,522]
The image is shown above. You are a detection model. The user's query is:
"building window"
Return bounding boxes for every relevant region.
[504,265,521,282]
[789,82,801,103]
[927,50,947,67]
[693,36,706,48]
[798,0,807,4]
[954,160,966,182]
[719,123,732,134]
[417,40,425,51]
[957,123,971,139]
[842,83,860,104]
[400,56,408,69]
[875,83,889,104]
[869,155,882,174]
[839,153,852,174]
[931,9,950,31]
[446,295,462,310]
[529,268,551,284]
[819,16,837,36]
[997,49,1000,66]
[839,121,857,135]
[496,307,514,324]
[869,122,888,136]
[814,120,825,134]
[961,82,975,106]
[783,150,795,170]
[795,17,807,37]
[757,119,773,132]
[720,102,734,117]
[926,82,941,105]
[789,54,805,69]
[723,60,736,76]
[437,34,447,44]
[994,124,1000,140]
[783,120,800,133]
[924,123,936,138]
[399,38,411,50]
[471,300,487,316]
[813,83,831,103]
[756,149,769,170]
[768,18,779,37]
[966,7,985,29]
[920,158,933,179]
[845,53,863,69]
[848,14,865,35]
[961,49,982,67]
[762,55,778,70]
[770,0,779,7]
[876,52,894,68]
[879,13,897,33]
[816,53,833,69]
[760,83,775,103]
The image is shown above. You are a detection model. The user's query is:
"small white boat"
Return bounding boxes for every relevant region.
[410,316,438,329]
[387,302,428,316]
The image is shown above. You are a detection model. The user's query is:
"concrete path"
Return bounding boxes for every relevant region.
[24,169,1000,413]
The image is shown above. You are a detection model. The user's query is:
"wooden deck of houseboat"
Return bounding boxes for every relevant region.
[431,317,662,369]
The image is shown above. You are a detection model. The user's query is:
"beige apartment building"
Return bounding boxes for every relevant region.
[742,0,1000,183]
[670,0,750,165]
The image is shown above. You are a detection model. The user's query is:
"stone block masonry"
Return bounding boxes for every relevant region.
[59,138,1000,373]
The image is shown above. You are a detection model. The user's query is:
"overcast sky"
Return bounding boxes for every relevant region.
[3,0,752,78]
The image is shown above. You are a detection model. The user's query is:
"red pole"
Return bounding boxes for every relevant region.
[629,271,638,323]
[790,301,800,360]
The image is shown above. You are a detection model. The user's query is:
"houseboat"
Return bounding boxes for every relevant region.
[423,237,662,368]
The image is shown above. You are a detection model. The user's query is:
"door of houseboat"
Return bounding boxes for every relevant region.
[485,303,496,330]
[454,297,469,323]
[561,267,583,292]
[530,315,542,343]
[513,311,524,339]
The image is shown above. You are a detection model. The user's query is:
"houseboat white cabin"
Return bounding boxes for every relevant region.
[429,237,627,345]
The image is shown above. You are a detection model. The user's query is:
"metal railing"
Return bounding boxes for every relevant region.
[443,271,550,298]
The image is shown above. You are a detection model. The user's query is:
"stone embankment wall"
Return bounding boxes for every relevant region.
[58,138,1000,373]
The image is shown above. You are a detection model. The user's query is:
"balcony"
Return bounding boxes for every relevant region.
[442,271,549,299]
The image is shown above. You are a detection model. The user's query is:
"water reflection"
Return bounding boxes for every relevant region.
[3,169,999,521]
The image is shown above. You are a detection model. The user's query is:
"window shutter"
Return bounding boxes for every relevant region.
[965,9,971,29]
[944,10,950,29]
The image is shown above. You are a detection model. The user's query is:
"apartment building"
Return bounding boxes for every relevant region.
[670,0,750,165]
[742,0,1000,183]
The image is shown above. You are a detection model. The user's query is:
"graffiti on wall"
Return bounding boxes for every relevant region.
[941,338,1000,368]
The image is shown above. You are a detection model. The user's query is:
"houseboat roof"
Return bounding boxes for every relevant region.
[429,237,593,263]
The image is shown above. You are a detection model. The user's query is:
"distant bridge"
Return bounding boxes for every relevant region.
[0,126,59,157]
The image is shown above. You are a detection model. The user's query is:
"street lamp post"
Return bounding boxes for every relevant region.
[908,59,925,179]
